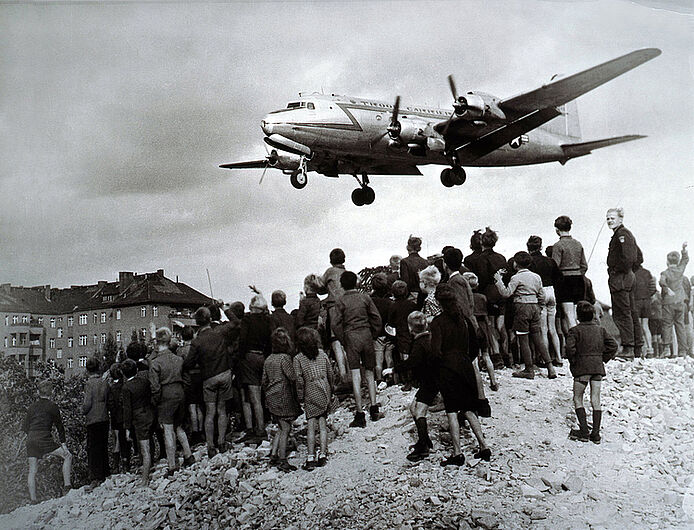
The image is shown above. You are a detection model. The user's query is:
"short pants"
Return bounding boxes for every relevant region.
[157,383,186,425]
[203,369,233,403]
[635,298,651,319]
[26,431,59,459]
[343,328,376,370]
[513,303,542,334]
[575,374,604,383]
[414,379,439,406]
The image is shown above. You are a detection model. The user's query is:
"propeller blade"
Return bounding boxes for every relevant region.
[391,95,400,124]
[441,111,455,137]
[258,163,269,185]
[448,75,458,101]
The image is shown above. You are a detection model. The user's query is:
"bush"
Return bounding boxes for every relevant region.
[0,357,88,513]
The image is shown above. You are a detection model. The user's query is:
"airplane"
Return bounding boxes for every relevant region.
[221,48,661,206]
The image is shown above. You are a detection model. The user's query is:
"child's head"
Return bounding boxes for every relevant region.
[463,271,479,290]
[194,306,212,327]
[329,248,345,266]
[554,215,572,232]
[443,247,463,272]
[303,273,323,295]
[545,245,553,258]
[207,303,222,323]
[526,235,542,253]
[296,326,320,360]
[407,235,422,253]
[371,272,389,295]
[513,251,532,270]
[481,227,498,249]
[667,251,680,265]
[181,325,195,341]
[271,290,286,309]
[271,327,293,354]
[86,357,101,375]
[249,294,268,313]
[37,379,53,398]
[110,363,123,382]
[126,341,146,361]
[227,301,245,320]
[407,311,427,335]
[576,301,595,322]
[391,280,409,300]
[470,230,483,252]
[389,255,401,270]
[339,270,358,290]
[121,359,137,379]
[155,327,172,346]
[419,265,441,294]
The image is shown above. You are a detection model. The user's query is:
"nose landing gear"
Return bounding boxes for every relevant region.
[290,156,309,189]
[351,172,376,206]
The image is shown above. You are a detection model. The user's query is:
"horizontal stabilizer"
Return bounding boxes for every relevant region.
[501,49,661,117]
[561,134,646,159]
[220,160,268,169]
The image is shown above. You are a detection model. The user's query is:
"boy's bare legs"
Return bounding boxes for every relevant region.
[364,369,377,407]
[531,331,557,378]
[306,417,316,458]
[562,302,577,329]
[139,439,151,486]
[332,340,349,380]
[350,368,363,411]
[27,457,38,501]
[248,385,265,436]
[318,416,328,457]
[463,411,489,452]
[215,397,228,448]
[175,426,192,459]
[589,380,603,442]
[446,412,462,457]
[640,318,652,352]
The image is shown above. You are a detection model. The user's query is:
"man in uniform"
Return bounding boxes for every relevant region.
[606,207,643,359]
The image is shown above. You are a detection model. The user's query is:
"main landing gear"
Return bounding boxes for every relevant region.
[290,156,308,189]
[351,172,375,206]
[440,165,466,188]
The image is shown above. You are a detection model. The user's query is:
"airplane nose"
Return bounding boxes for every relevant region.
[261,118,273,136]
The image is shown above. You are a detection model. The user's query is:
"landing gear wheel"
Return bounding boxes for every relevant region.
[363,186,375,205]
[290,170,307,189]
[440,168,455,188]
[452,167,466,185]
[351,188,366,206]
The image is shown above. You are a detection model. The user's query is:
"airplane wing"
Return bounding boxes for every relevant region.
[453,107,561,163]
[367,164,422,176]
[500,48,661,118]
[561,134,646,160]
[219,160,268,169]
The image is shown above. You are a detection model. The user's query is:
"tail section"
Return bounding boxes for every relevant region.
[561,134,646,160]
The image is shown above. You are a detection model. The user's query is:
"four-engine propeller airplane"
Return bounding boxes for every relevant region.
[221,48,661,206]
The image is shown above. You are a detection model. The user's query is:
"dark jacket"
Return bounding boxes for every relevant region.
[149,348,184,404]
[271,308,296,343]
[107,379,124,426]
[633,266,657,300]
[607,225,639,275]
[238,312,273,357]
[23,398,66,442]
[394,331,437,388]
[184,318,240,381]
[121,372,154,431]
[371,290,393,337]
[529,250,560,287]
[400,253,428,295]
[83,374,110,425]
[296,294,321,330]
[565,322,619,377]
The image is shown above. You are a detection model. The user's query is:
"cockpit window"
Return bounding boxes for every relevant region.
[286,102,301,109]
[285,101,315,110]
[307,102,315,110]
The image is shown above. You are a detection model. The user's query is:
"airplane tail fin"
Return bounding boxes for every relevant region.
[561,134,646,160]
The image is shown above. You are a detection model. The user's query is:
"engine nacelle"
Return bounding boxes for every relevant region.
[397,119,427,145]
[269,151,301,172]
[455,92,506,121]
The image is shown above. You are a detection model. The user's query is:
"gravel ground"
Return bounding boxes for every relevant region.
[1,357,693,529]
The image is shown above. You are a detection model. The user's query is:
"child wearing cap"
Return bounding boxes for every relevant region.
[24,379,73,503]
[565,301,618,443]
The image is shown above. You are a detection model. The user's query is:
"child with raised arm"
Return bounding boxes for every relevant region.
[660,242,689,357]
[24,379,72,503]
[566,301,618,443]
[294,327,336,470]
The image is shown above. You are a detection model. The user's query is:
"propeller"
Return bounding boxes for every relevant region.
[258,149,279,185]
[387,95,401,140]
[441,74,470,136]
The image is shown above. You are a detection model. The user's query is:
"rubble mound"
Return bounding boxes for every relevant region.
[1,357,693,529]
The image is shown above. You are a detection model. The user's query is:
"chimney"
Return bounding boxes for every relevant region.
[44,285,51,301]
[1,283,10,294]
[156,269,164,277]
[119,272,134,293]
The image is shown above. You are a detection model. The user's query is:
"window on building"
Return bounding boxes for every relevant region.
[116,309,121,320]
[68,337,73,348]
[57,349,62,359]
[49,338,55,348]
[101,333,106,344]
[79,335,87,346]
[38,317,43,325]
[67,358,73,369]
[4,316,7,326]
[79,314,87,325]
[101,312,106,323]
[79,356,87,367]
[11,336,16,346]
[93,334,97,345]
[116,331,121,342]
[3,337,7,348]
[58,317,62,324]
[50,318,56,328]
[141,328,147,340]
[12,316,18,324]
[22,315,28,324]
[153,306,158,317]
[140,306,147,318]
[57,327,63,338]
[67,316,73,327]
[93,314,97,324]
[19,333,27,345]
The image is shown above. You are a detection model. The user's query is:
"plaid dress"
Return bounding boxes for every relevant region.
[293,350,335,419]
[261,353,301,420]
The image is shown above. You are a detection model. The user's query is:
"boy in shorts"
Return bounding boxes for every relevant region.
[24,379,72,503]
[565,301,618,443]
[494,251,557,380]
[331,270,382,427]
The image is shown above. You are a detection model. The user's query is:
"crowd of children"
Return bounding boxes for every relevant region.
[23,223,692,503]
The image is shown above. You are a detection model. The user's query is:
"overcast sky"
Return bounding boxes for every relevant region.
[1,0,692,310]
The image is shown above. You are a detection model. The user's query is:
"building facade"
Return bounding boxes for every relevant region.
[0,270,212,376]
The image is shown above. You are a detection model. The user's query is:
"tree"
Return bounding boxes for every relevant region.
[102,332,118,368]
